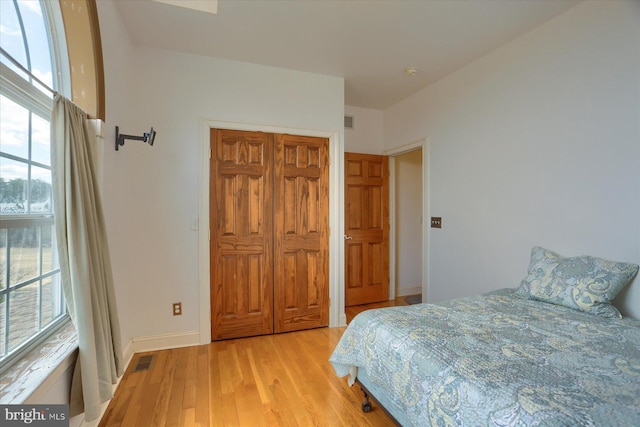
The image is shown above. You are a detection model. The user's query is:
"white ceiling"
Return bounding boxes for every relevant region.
[115,0,581,110]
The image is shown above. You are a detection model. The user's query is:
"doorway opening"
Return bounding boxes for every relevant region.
[388,143,426,305]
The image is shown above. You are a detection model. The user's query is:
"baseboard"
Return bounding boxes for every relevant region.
[122,340,135,372]
[397,286,422,297]
[338,313,347,327]
[129,331,201,355]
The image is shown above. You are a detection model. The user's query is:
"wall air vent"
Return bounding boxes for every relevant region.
[344,115,354,130]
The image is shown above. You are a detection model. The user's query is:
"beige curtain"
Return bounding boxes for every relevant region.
[51,94,124,421]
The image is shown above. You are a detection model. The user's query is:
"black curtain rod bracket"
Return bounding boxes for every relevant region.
[115,126,156,151]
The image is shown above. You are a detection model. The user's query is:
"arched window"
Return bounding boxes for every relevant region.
[0,0,70,371]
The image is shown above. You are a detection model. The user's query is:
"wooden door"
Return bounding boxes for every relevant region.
[210,129,330,340]
[344,153,390,306]
[210,129,274,340]
[273,134,329,332]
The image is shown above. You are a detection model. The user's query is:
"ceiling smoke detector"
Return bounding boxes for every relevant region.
[405,66,419,76]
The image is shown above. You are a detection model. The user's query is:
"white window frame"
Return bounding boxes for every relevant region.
[0,0,71,374]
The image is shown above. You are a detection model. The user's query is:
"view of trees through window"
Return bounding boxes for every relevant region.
[0,0,66,369]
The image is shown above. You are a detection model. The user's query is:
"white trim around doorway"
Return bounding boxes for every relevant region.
[384,138,429,303]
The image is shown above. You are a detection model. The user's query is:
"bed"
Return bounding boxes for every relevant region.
[330,247,640,426]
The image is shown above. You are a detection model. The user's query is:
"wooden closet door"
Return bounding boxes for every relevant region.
[210,129,274,340]
[273,134,329,332]
[344,152,390,306]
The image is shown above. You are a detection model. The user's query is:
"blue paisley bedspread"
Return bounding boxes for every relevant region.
[329,289,640,426]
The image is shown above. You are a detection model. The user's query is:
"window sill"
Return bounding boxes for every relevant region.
[0,319,78,403]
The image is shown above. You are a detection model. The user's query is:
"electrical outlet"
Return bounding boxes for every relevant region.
[173,302,182,316]
[431,217,442,228]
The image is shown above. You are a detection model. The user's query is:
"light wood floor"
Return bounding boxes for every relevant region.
[99,297,414,427]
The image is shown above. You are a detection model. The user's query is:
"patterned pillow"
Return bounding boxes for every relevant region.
[517,247,639,318]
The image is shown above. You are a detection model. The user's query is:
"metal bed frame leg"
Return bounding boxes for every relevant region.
[360,387,373,413]
[356,379,401,424]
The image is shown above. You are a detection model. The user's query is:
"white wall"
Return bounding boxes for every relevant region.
[384,0,640,318]
[97,1,344,351]
[344,105,384,154]
[395,149,423,297]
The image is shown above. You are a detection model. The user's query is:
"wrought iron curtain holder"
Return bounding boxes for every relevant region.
[115,126,156,151]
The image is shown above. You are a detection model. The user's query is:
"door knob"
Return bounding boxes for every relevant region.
[344,235,353,240]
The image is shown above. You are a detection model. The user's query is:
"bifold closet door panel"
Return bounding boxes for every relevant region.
[273,134,330,333]
[210,129,274,340]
